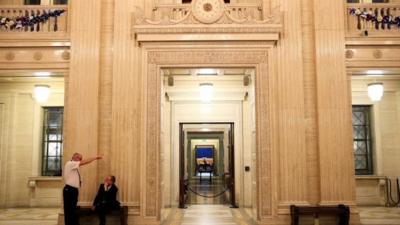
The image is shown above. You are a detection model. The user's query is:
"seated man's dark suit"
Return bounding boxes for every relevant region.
[93,184,120,225]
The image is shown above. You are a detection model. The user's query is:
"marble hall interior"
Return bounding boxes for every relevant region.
[1,0,400,225]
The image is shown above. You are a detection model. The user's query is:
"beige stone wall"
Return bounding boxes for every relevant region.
[61,0,359,223]
[242,71,256,209]
[0,0,24,5]
[0,0,67,5]
[0,0,364,223]
[352,78,400,176]
[352,78,400,206]
[0,81,64,207]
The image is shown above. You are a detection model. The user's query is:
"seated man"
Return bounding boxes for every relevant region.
[92,175,120,225]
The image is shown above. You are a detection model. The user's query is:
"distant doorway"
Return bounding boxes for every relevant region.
[179,122,237,208]
[158,66,262,222]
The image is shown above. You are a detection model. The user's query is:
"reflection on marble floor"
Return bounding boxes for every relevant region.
[187,177,228,205]
[0,206,399,225]
[0,208,59,225]
[359,207,400,225]
[166,204,247,225]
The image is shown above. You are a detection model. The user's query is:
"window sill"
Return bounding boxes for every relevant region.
[28,176,62,181]
[355,175,387,180]
[28,176,63,188]
[355,175,387,187]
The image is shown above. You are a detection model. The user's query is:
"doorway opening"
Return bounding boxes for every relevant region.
[160,67,257,217]
[178,123,237,208]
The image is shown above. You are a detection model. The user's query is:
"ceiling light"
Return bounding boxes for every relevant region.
[366,70,384,77]
[33,85,51,103]
[34,71,51,77]
[197,69,217,75]
[367,83,384,102]
[201,105,211,114]
[199,83,214,102]
[201,128,210,132]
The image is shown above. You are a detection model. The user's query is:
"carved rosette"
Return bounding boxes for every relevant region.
[191,0,225,24]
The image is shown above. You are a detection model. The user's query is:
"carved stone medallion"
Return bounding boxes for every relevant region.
[191,0,225,24]
[373,49,382,59]
[345,50,354,59]
[5,52,15,61]
[33,52,43,61]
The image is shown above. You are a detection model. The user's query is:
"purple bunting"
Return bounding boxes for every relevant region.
[0,9,65,31]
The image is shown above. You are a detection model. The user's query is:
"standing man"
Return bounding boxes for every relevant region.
[63,152,102,225]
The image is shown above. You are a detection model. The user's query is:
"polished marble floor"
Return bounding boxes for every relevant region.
[187,177,228,205]
[359,207,400,225]
[0,205,399,225]
[0,208,59,225]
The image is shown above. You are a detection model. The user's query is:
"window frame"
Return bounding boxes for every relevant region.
[41,106,64,177]
[352,105,374,175]
[182,0,230,3]
[24,0,68,5]
[346,0,389,3]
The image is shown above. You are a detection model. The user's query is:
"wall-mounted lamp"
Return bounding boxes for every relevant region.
[33,71,51,77]
[367,82,384,102]
[366,70,384,77]
[33,85,51,103]
[197,69,218,76]
[199,83,214,102]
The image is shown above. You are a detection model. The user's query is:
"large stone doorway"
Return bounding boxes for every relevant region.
[139,44,278,224]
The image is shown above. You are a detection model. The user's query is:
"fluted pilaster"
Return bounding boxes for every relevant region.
[313,0,358,208]
[64,0,102,204]
[98,0,115,181]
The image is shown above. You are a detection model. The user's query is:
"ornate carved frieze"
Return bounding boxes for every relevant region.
[132,0,282,42]
[0,46,70,69]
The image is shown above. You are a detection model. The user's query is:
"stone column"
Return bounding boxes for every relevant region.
[312,1,360,222]
[64,0,101,204]
[271,0,309,211]
[98,0,115,181]
[301,0,320,205]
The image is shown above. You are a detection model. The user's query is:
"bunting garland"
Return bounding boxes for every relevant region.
[0,9,65,31]
[349,8,400,29]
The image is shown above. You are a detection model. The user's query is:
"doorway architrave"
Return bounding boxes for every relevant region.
[139,41,279,224]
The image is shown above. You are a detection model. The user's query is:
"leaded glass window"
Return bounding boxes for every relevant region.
[346,0,389,3]
[352,105,373,175]
[53,0,68,4]
[24,0,41,5]
[24,0,68,4]
[41,107,63,176]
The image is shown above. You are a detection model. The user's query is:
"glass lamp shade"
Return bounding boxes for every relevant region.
[33,85,51,103]
[367,83,384,102]
[199,83,214,102]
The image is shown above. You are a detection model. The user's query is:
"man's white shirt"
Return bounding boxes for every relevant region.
[64,161,81,188]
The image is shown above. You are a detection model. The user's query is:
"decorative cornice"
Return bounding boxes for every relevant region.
[132,0,282,42]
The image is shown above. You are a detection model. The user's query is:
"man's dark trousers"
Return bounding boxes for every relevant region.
[63,185,79,225]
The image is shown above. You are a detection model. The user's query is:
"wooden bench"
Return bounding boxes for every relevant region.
[76,205,128,225]
[290,204,350,225]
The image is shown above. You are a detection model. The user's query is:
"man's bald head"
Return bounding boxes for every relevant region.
[72,153,82,161]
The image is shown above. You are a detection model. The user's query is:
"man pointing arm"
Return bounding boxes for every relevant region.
[63,153,102,225]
